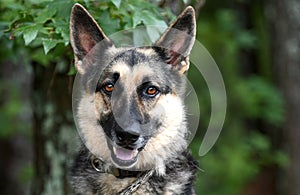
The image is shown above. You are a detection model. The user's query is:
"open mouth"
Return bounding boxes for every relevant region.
[110,145,140,168]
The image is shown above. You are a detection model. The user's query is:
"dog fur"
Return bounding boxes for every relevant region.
[69,3,198,194]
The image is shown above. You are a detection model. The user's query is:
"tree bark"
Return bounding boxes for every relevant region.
[267,0,300,194]
[31,62,76,195]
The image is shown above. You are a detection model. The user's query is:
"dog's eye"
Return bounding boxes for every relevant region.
[102,83,114,94]
[144,86,159,97]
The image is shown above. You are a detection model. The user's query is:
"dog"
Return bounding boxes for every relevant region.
[69,3,198,194]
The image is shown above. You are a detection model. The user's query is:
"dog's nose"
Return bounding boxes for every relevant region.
[115,130,140,146]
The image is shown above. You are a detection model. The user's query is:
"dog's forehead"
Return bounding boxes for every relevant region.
[108,48,160,82]
[111,62,154,81]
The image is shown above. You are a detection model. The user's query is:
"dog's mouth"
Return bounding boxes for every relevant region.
[99,117,150,168]
[110,145,140,168]
[111,145,139,166]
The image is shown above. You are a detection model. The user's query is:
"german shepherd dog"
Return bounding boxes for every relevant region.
[70,3,198,194]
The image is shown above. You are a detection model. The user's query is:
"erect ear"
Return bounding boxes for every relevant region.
[155,6,196,74]
[70,3,113,74]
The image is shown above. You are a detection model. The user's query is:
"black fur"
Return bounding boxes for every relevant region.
[71,146,198,194]
[70,3,198,194]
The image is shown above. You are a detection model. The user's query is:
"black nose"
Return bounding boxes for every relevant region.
[115,130,140,146]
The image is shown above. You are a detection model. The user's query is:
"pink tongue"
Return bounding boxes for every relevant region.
[114,147,137,161]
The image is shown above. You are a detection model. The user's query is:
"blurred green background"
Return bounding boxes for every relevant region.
[1,0,299,194]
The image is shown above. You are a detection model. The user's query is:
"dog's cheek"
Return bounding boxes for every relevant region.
[151,94,185,145]
[94,92,111,119]
[77,94,112,162]
[136,95,186,171]
[151,94,185,130]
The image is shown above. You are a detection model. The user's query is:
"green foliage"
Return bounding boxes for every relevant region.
[190,2,287,194]
[235,76,285,126]
[0,83,22,137]
[2,0,73,53]
[1,0,173,55]
[19,164,34,185]
[0,81,31,138]
[192,129,288,194]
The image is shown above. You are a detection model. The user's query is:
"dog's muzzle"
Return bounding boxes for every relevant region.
[109,129,148,168]
[99,112,150,168]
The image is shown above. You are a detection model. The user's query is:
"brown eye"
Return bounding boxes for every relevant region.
[102,83,114,94]
[145,86,159,97]
[147,87,157,95]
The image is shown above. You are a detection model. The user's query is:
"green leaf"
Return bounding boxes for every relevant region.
[133,10,167,28]
[49,1,73,19]
[35,7,57,23]
[23,25,41,45]
[98,11,120,35]
[112,0,122,9]
[132,11,143,27]
[42,39,64,54]
[133,27,151,46]
[67,66,77,75]
[55,21,70,45]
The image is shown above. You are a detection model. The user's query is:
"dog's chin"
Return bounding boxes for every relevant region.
[110,145,139,169]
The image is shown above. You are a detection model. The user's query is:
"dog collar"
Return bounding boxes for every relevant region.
[90,157,155,194]
[118,169,155,195]
[91,157,140,178]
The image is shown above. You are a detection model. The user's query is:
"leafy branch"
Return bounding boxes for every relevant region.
[1,0,174,55]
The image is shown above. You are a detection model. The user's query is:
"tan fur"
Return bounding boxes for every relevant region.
[135,47,156,56]
[70,4,197,194]
[136,95,187,174]
[111,62,154,87]
[77,84,187,175]
[77,94,112,165]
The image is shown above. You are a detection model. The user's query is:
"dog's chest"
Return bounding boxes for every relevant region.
[97,174,158,194]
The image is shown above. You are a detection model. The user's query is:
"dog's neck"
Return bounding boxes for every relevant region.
[90,156,155,194]
[112,168,142,179]
[90,156,144,178]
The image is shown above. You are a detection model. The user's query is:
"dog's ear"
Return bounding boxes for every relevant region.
[70,3,113,74]
[155,6,196,74]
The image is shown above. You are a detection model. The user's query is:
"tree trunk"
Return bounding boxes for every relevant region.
[31,63,77,195]
[267,0,300,194]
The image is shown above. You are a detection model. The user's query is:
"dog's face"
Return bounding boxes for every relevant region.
[70,4,195,172]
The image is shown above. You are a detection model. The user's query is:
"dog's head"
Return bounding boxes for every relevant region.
[70,4,196,173]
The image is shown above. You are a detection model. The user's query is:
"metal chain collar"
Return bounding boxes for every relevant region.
[118,169,155,195]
